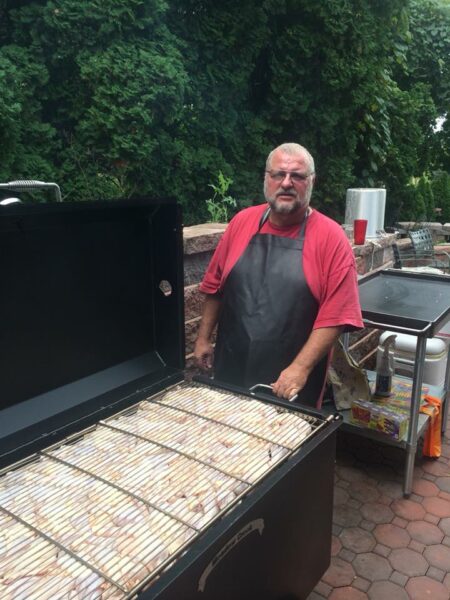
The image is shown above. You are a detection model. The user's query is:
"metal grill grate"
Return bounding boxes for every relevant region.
[155,382,317,449]
[0,382,323,599]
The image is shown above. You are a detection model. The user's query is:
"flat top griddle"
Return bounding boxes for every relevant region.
[358,269,450,336]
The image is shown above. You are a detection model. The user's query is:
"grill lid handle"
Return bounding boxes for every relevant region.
[249,383,298,403]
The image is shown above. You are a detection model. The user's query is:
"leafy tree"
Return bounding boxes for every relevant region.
[431,170,450,222]
[0,0,449,225]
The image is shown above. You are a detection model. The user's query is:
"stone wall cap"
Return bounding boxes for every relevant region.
[183,223,227,254]
[352,233,397,256]
[397,221,445,229]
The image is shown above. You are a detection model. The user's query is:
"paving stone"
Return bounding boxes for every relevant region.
[373,523,410,549]
[348,498,362,509]
[337,465,370,483]
[443,535,450,547]
[360,502,393,524]
[377,480,403,499]
[322,557,355,587]
[389,571,408,586]
[367,580,409,600]
[329,587,367,600]
[348,481,380,503]
[313,580,332,597]
[424,513,440,524]
[360,520,376,532]
[306,592,324,600]
[410,492,423,503]
[412,464,425,479]
[423,543,450,571]
[333,505,362,528]
[353,552,392,581]
[353,576,371,592]
[391,498,426,521]
[407,520,444,545]
[423,496,450,518]
[378,493,393,506]
[373,543,390,558]
[412,478,439,497]
[340,527,376,554]
[423,472,437,482]
[338,548,356,562]
[438,517,450,536]
[408,539,425,554]
[435,477,450,493]
[333,486,350,506]
[389,548,428,576]
[421,460,449,477]
[427,565,446,582]
[439,490,450,502]
[332,524,343,536]
[331,535,341,556]
[406,576,450,600]
[443,572,450,592]
[392,516,408,528]
[336,479,351,489]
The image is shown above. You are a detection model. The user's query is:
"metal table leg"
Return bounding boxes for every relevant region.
[403,335,427,497]
[442,344,450,434]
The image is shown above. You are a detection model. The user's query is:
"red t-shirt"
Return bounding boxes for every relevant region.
[200,204,363,331]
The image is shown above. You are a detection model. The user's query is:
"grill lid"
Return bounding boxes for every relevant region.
[0,199,185,466]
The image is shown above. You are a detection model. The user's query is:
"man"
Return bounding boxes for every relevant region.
[194,143,363,407]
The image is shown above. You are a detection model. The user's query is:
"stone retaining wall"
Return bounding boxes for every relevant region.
[183,224,404,377]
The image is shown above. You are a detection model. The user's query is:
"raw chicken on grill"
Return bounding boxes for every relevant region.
[0,383,314,599]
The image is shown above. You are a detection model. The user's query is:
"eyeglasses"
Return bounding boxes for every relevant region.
[265,170,313,184]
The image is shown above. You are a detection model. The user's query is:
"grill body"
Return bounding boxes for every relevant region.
[0,199,340,600]
[140,410,337,600]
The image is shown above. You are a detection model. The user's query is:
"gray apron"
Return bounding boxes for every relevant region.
[214,207,328,407]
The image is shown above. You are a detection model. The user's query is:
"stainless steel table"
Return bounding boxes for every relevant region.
[355,269,450,496]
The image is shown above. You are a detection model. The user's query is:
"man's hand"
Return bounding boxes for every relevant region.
[193,293,222,372]
[271,363,309,400]
[194,337,214,371]
[271,326,343,400]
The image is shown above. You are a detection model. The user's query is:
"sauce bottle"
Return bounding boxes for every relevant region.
[375,334,397,397]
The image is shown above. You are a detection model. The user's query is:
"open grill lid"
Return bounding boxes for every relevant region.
[0,199,185,467]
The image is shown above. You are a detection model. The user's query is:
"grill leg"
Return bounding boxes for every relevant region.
[403,336,427,497]
[442,343,450,434]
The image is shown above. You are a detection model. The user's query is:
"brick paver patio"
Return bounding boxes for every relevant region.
[307,412,450,600]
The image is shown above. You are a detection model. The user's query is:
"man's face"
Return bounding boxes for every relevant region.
[264,150,315,216]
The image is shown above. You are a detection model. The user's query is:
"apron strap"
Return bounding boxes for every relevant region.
[259,207,310,249]
[258,207,271,230]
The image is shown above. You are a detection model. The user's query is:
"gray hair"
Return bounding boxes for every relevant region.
[266,143,315,174]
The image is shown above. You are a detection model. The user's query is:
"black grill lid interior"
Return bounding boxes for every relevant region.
[0,199,184,465]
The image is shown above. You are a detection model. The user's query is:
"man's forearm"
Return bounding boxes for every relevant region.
[197,293,222,341]
[272,326,342,399]
[194,293,222,370]
[291,326,343,374]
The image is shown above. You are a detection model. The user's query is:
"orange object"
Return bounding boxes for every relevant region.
[419,395,442,458]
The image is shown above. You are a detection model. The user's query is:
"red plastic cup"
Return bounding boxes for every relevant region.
[353,219,368,245]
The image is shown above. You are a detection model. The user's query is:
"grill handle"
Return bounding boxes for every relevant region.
[0,180,62,202]
[249,383,298,403]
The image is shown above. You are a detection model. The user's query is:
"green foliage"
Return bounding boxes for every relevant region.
[431,170,450,222]
[0,0,449,223]
[205,172,237,223]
